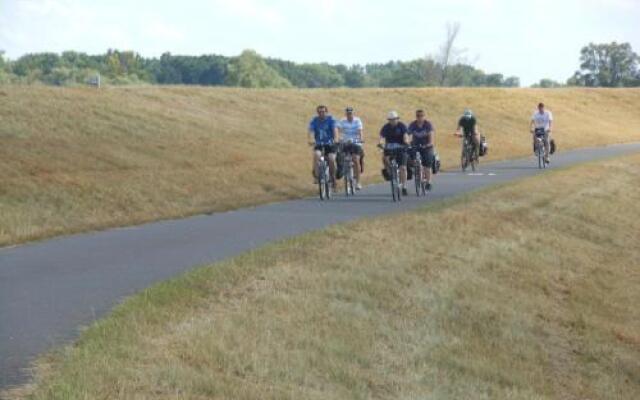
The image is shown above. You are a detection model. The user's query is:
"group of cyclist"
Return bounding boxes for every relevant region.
[308,101,553,195]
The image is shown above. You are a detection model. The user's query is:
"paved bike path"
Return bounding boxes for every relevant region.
[2,142,640,388]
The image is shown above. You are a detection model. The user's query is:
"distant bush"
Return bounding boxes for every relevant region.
[0,48,522,88]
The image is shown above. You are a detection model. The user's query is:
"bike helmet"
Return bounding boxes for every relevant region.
[387,110,399,120]
[463,109,473,119]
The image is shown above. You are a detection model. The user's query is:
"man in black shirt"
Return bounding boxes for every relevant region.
[455,109,480,158]
[379,111,410,195]
[408,109,435,191]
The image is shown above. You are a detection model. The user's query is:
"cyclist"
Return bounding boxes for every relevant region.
[308,105,338,188]
[408,109,435,191]
[337,106,364,190]
[529,102,553,164]
[379,111,410,196]
[455,109,480,158]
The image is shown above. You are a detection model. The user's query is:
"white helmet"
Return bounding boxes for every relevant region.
[387,111,399,120]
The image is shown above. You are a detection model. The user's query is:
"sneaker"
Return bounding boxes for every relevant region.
[426,183,432,191]
[402,188,408,196]
[356,183,362,190]
[544,157,550,164]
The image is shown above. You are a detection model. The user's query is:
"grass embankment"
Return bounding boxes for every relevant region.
[10,154,640,400]
[1,86,640,245]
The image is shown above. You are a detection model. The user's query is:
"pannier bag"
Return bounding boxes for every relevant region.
[381,168,391,181]
[479,135,488,157]
[335,151,345,180]
[432,152,441,174]
[550,139,556,154]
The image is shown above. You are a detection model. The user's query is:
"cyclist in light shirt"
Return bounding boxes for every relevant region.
[337,107,364,190]
[529,102,553,163]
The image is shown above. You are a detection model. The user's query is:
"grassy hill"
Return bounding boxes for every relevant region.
[1,86,639,245]
[9,154,640,400]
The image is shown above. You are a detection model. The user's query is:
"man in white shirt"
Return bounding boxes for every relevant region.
[529,102,553,163]
[337,107,364,190]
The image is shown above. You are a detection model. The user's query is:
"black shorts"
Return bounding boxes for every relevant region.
[341,143,364,157]
[409,146,434,168]
[314,144,337,155]
[384,147,408,166]
[534,128,547,137]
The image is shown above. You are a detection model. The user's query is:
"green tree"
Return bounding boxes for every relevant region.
[570,42,639,87]
[226,50,292,88]
[532,78,562,88]
[503,76,520,87]
[485,73,504,87]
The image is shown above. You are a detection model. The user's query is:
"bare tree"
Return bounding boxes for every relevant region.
[439,22,461,86]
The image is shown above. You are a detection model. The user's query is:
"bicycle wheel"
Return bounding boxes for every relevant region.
[390,163,398,202]
[461,145,469,172]
[348,171,355,196]
[317,161,326,200]
[414,164,422,196]
[324,162,333,200]
[537,145,543,169]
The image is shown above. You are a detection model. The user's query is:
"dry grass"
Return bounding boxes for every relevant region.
[7,153,640,400]
[1,86,640,245]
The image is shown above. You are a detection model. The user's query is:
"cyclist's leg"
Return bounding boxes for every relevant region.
[327,146,337,184]
[352,150,361,182]
[399,149,408,186]
[313,146,322,180]
[472,132,480,158]
[423,147,433,184]
[544,131,550,159]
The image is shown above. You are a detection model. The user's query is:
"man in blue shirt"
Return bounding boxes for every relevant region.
[308,105,338,187]
[379,111,410,195]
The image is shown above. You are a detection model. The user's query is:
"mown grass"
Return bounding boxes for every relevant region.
[7,153,640,400]
[1,86,640,245]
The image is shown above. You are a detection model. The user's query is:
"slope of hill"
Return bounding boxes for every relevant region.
[1,86,639,245]
[9,153,640,400]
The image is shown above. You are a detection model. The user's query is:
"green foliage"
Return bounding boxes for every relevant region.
[226,50,292,88]
[569,42,639,87]
[532,79,563,88]
[1,48,521,88]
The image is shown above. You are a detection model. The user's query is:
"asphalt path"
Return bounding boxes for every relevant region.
[2,142,640,388]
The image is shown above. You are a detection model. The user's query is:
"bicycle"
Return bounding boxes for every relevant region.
[460,134,478,172]
[339,141,356,197]
[533,128,548,169]
[380,144,403,202]
[411,145,427,197]
[315,149,333,200]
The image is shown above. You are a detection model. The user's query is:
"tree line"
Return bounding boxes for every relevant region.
[0,48,520,88]
[1,42,638,88]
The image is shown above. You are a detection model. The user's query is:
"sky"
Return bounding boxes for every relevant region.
[1,0,639,85]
